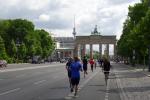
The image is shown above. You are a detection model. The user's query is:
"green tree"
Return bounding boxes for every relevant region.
[0,19,55,63]
[42,47,49,58]
[10,39,17,58]
[35,45,42,56]
[0,36,7,59]
[118,1,150,65]
[18,42,27,60]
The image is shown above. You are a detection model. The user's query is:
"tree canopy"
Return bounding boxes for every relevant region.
[0,19,55,63]
[117,0,150,64]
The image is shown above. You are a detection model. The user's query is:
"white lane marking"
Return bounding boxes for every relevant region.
[34,80,46,85]
[105,79,110,100]
[0,88,20,96]
[64,96,72,100]
[35,72,43,75]
[0,64,65,73]
[47,70,53,73]
[15,74,26,78]
[65,71,99,99]
[116,75,128,100]
[80,71,99,88]
[113,69,128,100]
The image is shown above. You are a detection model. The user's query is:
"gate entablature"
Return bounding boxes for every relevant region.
[75,35,116,44]
[73,25,117,59]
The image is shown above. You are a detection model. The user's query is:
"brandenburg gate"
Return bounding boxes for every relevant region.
[74,26,116,59]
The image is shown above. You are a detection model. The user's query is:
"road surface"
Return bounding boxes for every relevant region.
[0,63,121,100]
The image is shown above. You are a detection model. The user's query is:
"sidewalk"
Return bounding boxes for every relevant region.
[0,62,65,71]
[112,63,150,100]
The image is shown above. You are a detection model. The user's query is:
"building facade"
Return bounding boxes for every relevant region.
[54,37,75,60]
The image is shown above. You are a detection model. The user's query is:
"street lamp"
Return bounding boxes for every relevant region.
[132,49,135,66]
[148,45,150,72]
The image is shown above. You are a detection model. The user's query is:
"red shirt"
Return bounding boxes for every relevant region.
[89,59,94,65]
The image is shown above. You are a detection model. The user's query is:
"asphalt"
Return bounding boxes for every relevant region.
[0,62,150,100]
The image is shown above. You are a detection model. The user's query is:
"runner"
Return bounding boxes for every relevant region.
[70,57,82,96]
[99,58,103,67]
[89,58,94,72]
[103,58,111,85]
[66,57,73,88]
[82,56,88,78]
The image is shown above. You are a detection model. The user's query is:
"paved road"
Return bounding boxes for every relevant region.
[0,63,117,100]
[0,63,122,100]
[0,63,69,100]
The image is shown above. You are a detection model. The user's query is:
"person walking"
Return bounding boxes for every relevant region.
[82,56,88,78]
[66,57,73,88]
[70,57,82,96]
[89,58,94,72]
[99,58,103,67]
[103,58,111,85]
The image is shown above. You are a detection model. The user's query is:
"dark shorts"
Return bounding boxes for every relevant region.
[83,65,87,71]
[68,71,71,78]
[71,77,80,86]
[83,67,87,71]
[104,71,109,75]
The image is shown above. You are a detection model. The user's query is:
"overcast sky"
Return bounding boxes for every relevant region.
[0,0,140,39]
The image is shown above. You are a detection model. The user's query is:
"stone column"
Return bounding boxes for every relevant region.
[60,51,62,59]
[71,50,73,58]
[107,44,109,59]
[99,44,102,58]
[78,44,81,58]
[90,44,93,59]
[82,44,86,58]
[114,44,116,59]
[63,51,65,59]
[74,44,79,57]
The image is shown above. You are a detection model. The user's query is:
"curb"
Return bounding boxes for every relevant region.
[133,68,150,77]
[119,63,150,77]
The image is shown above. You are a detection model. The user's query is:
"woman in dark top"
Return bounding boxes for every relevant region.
[103,58,111,85]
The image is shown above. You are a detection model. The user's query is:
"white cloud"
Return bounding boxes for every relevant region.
[0,0,140,39]
[39,14,50,22]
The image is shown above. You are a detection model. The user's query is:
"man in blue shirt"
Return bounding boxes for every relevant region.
[70,57,82,96]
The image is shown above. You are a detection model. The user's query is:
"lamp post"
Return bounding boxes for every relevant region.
[132,49,135,66]
[148,0,150,72]
[148,45,150,72]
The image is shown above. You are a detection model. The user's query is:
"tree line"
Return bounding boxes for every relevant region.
[117,0,150,65]
[0,19,55,63]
